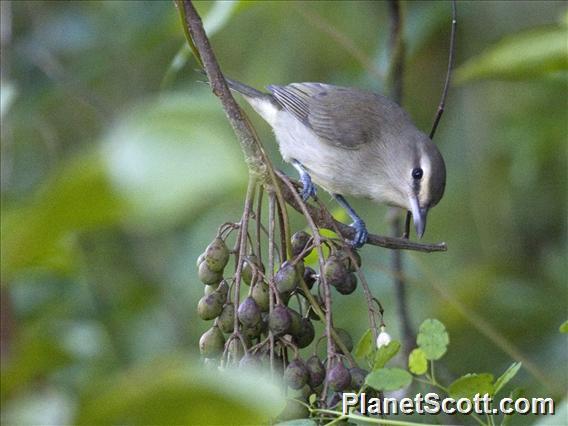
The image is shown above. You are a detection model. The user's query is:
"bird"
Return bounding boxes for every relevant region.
[225,78,446,248]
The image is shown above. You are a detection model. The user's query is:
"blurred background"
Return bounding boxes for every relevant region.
[1,1,566,424]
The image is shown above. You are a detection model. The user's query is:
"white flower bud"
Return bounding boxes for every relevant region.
[376,326,391,349]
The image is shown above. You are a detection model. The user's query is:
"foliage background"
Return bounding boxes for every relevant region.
[1,1,566,424]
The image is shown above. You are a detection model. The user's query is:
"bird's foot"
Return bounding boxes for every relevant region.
[349,219,368,248]
[299,172,317,202]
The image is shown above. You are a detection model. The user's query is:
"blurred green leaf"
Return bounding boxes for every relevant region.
[102,90,247,230]
[455,25,568,83]
[416,319,449,361]
[203,1,246,36]
[408,348,428,375]
[354,328,373,359]
[164,1,253,89]
[76,355,285,425]
[1,328,73,403]
[448,373,495,399]
[1,153,126,280]
[494,362,522,395]
[365,368,412,392]
[372,340,401,371]
[560,320,568,333]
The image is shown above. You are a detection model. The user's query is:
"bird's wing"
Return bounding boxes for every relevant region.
[268,83,386,149]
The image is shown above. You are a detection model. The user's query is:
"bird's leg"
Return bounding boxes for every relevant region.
[333,194,368,248]
[402,211,412,239]
[291,159,317,202]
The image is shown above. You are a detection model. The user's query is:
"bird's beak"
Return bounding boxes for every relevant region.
[409,196,428,239]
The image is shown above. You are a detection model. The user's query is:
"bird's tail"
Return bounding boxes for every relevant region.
[195,69,271,101]
[225,77,270,101]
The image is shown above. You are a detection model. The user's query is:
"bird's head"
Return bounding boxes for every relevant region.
[381,133,446,238]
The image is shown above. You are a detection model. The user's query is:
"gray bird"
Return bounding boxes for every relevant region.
[226,79,446,247]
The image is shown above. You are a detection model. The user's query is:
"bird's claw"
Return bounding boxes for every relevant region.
[300,174,317,202]
[349,219,368,248]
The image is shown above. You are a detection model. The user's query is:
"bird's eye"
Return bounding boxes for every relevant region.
[412,168,423,180]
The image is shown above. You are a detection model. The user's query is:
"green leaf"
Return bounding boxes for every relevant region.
[416,319,449,361]
[494,362,522,396]
[366,368,412,392]
[373,340,401,371]
[1,327,73,403]
[102,90,247,231]
[408,348,428,375]
[1,153,127,279]
[75,355,285,425]
[455,25,568,83]
[354,329,373,359]
[560,320,568,333]
[449,373,495,399]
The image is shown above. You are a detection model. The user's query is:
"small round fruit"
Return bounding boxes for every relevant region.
[274,262,299,293]
[215,280,229,303]
[335,248,362,272]
[228,338,245,359]
[294,318,315,349]
[251,281,270,312]
[204,237,230,272]
[306,355,325,388]
[284,358,309,390]
[239,352,261,370]
[350,367,368,390]
[291,231,311,258]
[279,290,292,306]
[243,321,263,339]
[203,283,219,296]
[326,362,351,392]
[199,326,225,358]
[333,272,357,295]
[268,304,292,336]
[197,292,224,320]
[288,308,303,337]
[237,297,261,327]
[217,303,235,333]
[241,255,263,286]
[323,255,348,287]
[198,261,223,285]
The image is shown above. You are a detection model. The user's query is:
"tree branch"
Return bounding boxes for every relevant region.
[387,0,415,359]
[177,0,267,178]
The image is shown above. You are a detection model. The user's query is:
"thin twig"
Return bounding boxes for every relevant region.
[268,192,276,375]
[291,3,384,82]
[255,188,263,264]
[231,177,257,338]
[281,179,447,253]
[429,0,457,140]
